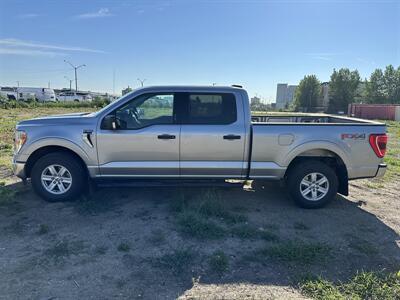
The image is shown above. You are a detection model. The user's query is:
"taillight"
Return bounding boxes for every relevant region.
[369,134,387,158]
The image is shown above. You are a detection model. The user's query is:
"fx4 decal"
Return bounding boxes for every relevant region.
[341,133,366,140]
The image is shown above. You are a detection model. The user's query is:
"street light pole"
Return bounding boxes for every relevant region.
[137,78,146,87]
[64,60,86,91]
[16,81,20,101]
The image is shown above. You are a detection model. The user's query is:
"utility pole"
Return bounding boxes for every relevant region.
[16,81,20,101]
[137,78,146,87]
[64,60,86,91]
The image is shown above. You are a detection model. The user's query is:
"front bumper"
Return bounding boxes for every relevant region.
[375,163,387,178]
[12,160,26,179]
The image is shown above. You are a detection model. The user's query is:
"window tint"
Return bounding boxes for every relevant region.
[113,93,174,129]
[187,93,237,124]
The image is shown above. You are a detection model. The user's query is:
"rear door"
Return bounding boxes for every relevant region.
[179,92,247,178]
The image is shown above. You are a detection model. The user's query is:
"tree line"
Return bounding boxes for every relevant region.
[293,65,400,113]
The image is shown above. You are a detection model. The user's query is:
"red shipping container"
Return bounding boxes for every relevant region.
[348,104,399,121]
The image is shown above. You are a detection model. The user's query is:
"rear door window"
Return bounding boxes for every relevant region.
[184,93,237,124]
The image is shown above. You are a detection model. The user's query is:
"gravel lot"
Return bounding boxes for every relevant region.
[0,178,399,299]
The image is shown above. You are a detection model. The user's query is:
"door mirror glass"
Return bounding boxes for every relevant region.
[101,114,117,130]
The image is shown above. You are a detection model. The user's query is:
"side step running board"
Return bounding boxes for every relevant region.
[94,179,246,188]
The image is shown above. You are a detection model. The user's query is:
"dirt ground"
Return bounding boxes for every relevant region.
[0,177,399,300]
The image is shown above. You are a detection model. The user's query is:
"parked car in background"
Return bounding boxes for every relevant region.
[57,91,93,102]
[17,92,36,102]
[16,87,56,102]
[13,86,387,208]
[0,87,17,100]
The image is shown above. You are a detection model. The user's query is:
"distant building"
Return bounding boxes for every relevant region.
[275,83,297,109]
[276,82,330,111]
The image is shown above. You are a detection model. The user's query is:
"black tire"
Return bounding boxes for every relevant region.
[287,161,338,209]
[31,152,86,202]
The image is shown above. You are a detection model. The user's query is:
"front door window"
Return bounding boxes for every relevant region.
[114,94,174,129]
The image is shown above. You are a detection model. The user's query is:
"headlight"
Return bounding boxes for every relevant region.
[14,130,27,154]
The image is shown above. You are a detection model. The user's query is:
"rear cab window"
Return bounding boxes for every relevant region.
[183,93,237,124]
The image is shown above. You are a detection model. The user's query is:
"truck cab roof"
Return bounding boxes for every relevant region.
[130,85,245,93]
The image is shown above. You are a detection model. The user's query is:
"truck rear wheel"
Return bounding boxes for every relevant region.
[31,152,86,202]
[287,161,338,208]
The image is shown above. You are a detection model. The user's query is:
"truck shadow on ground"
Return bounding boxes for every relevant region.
[0,180,399,299]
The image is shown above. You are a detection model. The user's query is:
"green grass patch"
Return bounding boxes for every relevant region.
[117,242,130,252]
[177,211,226,239]
[300,271,400,300]
[365,120,400,187]
[231,223,259,239]
[171,188,250,240]
[258,241,331,265]
[170,188,247,225]
[209,250,229,275]
[196,189,248,225]
[0,98,110,110]
[153,248,195,275]
[259,228,280,242]
[173,189,279,241]
[0,182,16,206]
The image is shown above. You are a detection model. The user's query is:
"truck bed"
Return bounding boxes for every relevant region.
[251,114,383,125]
[249,113,386,180]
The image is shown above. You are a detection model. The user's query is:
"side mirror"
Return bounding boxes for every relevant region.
[101,114,117,130]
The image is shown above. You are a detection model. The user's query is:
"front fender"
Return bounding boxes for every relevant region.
[19,137,93,166]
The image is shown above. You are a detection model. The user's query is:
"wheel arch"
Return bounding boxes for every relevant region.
[25,145,89,179]
[284,147,349,196]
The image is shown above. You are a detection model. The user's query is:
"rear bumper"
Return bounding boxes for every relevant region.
[12,160,26,179]
[375,163,387,178]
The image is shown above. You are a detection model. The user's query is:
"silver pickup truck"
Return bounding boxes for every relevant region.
[13,86,388,208]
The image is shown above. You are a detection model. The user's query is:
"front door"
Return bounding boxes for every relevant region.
[97,93,180,177]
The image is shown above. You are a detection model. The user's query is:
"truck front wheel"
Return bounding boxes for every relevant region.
[31,152,86,202]
[287,161,338,208]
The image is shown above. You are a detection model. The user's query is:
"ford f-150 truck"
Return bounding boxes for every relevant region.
[13,86,388,208]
